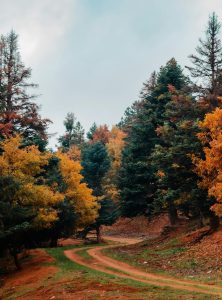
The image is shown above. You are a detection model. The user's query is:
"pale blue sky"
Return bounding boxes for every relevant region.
[1,0,222,147]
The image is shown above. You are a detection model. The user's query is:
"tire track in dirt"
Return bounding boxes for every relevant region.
[64,236,222,297]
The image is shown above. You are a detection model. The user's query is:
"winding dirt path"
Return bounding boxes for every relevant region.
[64,236,222,297]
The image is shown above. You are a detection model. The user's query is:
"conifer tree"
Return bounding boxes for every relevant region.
[58,112,85,150]
[81,141,116,241]
[87,122,97,140]
[81,142,110,197]
[151,90,207,225]
[0,31,50,149]
[119,59,189,218]
[187,12,222,100]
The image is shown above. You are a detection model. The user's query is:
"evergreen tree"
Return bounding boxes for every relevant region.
[81,142,110,197]
[81,142,116,241]
[150,91,208,225]
[118,100,144,134]
[87,122,97,140]
[140,71,157,99]
[187,12,222,100]
[58,112,85,150]
[0,31,50,150]
[119,59,189,218]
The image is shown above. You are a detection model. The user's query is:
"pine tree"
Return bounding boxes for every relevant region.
[87,122,97,140]
[0,31,50,149]
[81,142,116,242]
[58,112,85,150]
[81,142,110,197]
[187,12,222,99]
[119,59,189,218]
[140,71,157,99]
[151,91,207,225]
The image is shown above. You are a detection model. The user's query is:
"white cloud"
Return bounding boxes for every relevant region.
[0,0,77,64]
[0,0,221,148]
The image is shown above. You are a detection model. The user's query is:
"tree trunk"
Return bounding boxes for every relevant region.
[50,232,59,247]
[197,211,204,228]
[96,226,102,243]
[168,203,178,225]
[11,250,21,270]
[208,211,220,232]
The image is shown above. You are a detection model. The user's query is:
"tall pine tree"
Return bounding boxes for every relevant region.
[0,31,50,150]
[119,59,189,218]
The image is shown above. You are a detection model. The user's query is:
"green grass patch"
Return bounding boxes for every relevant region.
[46,245,221,298]
[75,249,93,261]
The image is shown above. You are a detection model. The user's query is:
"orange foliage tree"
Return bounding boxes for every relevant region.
[56,151,99,227]
[91,124,111,144]
[192,107,222,217]
[103,126,126,202]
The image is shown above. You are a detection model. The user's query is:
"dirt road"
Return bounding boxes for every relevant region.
[64,236,222,297]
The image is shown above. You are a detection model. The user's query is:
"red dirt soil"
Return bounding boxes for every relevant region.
[1,249,57,299]
[102,214,170,238]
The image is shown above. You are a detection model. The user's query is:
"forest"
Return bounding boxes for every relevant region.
[1,11,222,278]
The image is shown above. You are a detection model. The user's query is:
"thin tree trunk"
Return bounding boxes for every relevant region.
[208,211,220,232]
[11,250,21,270]
[197,210,204,228]
[96,226,102,243]
[168,202,178,225]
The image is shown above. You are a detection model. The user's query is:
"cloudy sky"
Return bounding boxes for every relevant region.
[1,0,222,147]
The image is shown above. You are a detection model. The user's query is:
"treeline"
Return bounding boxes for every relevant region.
[1,12,222,270]
[0,32,99,270]
[118,12,222,229]
[63,12,222,232]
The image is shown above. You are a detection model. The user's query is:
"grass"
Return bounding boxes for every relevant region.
[76,249,94,261]
[103,236,222,288]
[45,245,220,299]
[2,287,36,300]
[2,244,221,299]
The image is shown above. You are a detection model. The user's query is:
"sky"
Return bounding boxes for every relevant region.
[1,0,222,148]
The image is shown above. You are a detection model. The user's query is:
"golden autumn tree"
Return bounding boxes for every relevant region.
[192,107,222,217]
[56,151,99,227]
[0,135,63,229]
[103,126,126,202]
[0,135,64,269]
[67,144,81,161]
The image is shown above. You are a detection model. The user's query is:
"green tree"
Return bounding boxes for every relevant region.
[119,58,189,218]
[58,112,85,150]
[187,12,222,101]
[81,142,114,241]
[81,142,110,197]
[150,91,208,225]
[87,122,97,140]
[0,176,32,269]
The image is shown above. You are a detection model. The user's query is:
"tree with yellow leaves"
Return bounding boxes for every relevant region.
[0,135,63,268]
[56,151,98,228]
[0,135,63,228]
[103,126,126,203]
[192,108,222,223]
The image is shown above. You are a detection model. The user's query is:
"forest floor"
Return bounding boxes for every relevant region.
[1,216,222,299]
